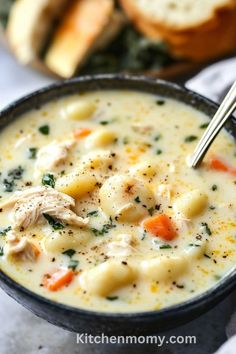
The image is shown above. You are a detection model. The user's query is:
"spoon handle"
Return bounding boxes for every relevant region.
[189,81,236,168]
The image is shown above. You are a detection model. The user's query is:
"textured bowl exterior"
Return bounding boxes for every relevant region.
[0,75,235,336]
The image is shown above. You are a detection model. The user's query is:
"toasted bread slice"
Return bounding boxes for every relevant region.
[119,0,236,31]
[6,0,68,65]
[45,0,122,78]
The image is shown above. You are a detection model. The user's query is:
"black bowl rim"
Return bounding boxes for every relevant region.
[0,73,236,322]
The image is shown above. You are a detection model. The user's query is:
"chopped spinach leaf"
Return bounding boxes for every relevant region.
[28,147,38,159]
[201,222,212,236]
[91,217,116,236]
[184,135,198,143]
[39,125,50,135]
[106,296,119,301]
[87,210,99,217]
[42,173,55,188]
[0,226,11,236]
[160,244,172,249]
[68,259,79,271]
[43,214,64,230]
[62,249,76,258]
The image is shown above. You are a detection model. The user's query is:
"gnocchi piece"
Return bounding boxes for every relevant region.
[99,175,156,222]
[61,100,96,120]
[56,172,97,199]
[80,150,114,171]
[79,260,136,296]
[85,129,117,149]
[173,189,208,218]
[140,256,187,281]
[43,229,89,253]
[129,160,157,179]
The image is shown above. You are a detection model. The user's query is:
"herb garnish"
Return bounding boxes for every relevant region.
[211,184,218,191]
[156,100,165,106]
[39,125,50,135]
[8,166,24,180]
[204,253,211,259]
[0,226,11,236]
[189,243,201,247]
[154,134,162,141]
[68,259,79,271]
[201,222,212,236]
[62,249,76,258]
[28,147,38,159]
[3,179,15,192]
[199,123,209,129]
[0,247,4,256]
[106,296,119,301]
[91,217,116,236]
[160,244,172,249]
[156,149,162,155]
[134,196,141,203]
[99,121,109,125]
[184,135,198,143]
[87,210,99,217]
[148,207,154,216]
[43,214,64,230]
[42,173,55,188]
[2,166,24,192]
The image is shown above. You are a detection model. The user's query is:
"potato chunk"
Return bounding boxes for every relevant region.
[61,100,96,120]
[173,189,208,218]
[85,129,116,149]
[56,173,97,199]
[79,260,136,296]
[99,175,156,222]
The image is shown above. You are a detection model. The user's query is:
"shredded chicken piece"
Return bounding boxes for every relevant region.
[6,236,40,262]
[107,234,137,257]
[0,186,88,230]
[35,140,75,176]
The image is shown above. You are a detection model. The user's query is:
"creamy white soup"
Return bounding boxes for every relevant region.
[0,90,235,313]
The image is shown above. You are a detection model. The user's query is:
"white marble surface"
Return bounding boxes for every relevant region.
[0,38,236,354]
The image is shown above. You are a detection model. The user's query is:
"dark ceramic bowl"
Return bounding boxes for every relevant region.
[0,75,236,336]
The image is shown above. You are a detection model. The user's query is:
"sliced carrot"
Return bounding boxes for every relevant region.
[143,214,177,241]
[74,127,92,139]
[209,156,236,176]
[44,268,74,291]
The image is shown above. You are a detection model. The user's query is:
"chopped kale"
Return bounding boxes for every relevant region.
[39,125,50,135]
[68,259,79,271]
[42,173,55,188]
[184,135,198,143]
[62,249,76,258]
[43,214,64,230]
[0,226,11,236]
[28,147,38,159]
[201,222,212,236]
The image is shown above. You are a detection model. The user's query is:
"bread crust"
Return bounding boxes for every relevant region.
[120,0,236,61]
[45,0,117,78]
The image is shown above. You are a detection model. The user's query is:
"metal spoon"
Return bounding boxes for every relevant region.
[188,81,236,168]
